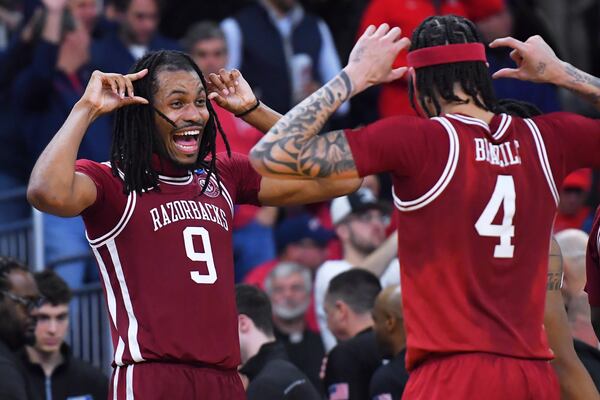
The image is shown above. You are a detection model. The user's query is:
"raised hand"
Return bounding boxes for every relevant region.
[206,69,257,115]
[80,70,149,118]
[344,24,411,95]
[489,35,564,84]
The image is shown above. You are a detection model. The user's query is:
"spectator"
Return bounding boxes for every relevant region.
[0,257,40,400]
[91,0,180,74]
[323,269,382,400]
[21,270,108,400]
[221,0,349,117]
[557,229,590,302]
[554,169,594,233]
[13,0,108,289]
[314,188,396,351]
[357,0,505,118]
[478,5,561,113]
[236,284,321,400]
[182,21,276,279]
[265,262,325,392]
[370,285,409,400]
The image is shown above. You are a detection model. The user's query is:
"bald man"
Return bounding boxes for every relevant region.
[556,229,589,300]
[370,286,409,400]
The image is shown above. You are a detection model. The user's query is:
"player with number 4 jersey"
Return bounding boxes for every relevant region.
[250,17,600,400]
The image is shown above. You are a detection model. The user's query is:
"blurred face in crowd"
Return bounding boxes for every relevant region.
[371,303,393,357]
[32,303,69,354]
[0,270,39,348]
[338,209,387,256]
[558,187,588,216]
[476,8,513,44]
[190,37,228,76]
[69,0,98,34]
[124,0,160,45]
[153,69,209,167]
[267,0,297,13]
[283,239,329,271]
[269,272,310,321]
[324,297,350,341]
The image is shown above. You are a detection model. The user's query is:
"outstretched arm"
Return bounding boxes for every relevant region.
[545,238,600,400]
[490,35,600,111]
[27,70,148,216]
[249,24,410,180]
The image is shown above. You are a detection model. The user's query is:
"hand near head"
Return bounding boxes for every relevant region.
[489,35,564,84]
[344,24,411,95]
[80,70,149,118]
[206,69,257,115]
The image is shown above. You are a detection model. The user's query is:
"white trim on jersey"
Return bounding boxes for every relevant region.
[87,192,137,247]
[201,173,235,217]
[115,338,125,367]
[524,118,560,205]
[392,116,459,212]
[107,239,145,363]
[446,113,512,141]
[158,174,194,185]
[113,366,120,400]
[126,365,135,400]
[596,221,599,253]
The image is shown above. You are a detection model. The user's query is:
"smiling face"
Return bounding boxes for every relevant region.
[152,68,210,167]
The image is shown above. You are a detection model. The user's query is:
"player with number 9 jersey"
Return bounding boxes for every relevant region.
[76,153,260,395]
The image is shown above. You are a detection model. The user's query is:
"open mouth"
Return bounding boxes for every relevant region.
[173,129,201,155]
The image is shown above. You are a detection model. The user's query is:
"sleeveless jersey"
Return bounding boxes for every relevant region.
[75,152,261,369]
[585,207,600,306]
[345,111,600,370]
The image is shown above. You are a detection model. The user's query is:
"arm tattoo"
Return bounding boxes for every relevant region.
[565,64,600,105]
[251,71,356,178]
[547,252,563,292]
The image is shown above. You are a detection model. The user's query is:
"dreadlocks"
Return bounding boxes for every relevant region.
[408,15,498,117]
[111,50,231,195]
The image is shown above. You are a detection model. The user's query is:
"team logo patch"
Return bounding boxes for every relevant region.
[197,177,220,198]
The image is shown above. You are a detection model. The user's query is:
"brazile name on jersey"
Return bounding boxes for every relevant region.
[150,200,229,232]
[474,138,522,167]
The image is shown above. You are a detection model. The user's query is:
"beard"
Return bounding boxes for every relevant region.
[348,230,378,256]
[0,304,34,349]
[272,300,310,320]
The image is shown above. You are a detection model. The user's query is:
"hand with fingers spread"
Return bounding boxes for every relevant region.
[80,69,149,118]
[206,68,257,115]
[344,24,411,96]
[489,35,564,84]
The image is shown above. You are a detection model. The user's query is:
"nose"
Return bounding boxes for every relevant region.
[181,103,205,125]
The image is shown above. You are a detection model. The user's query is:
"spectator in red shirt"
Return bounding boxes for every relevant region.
[554,169,594,234]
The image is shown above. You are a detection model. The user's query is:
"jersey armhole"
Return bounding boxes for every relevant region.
[392,117,459,212]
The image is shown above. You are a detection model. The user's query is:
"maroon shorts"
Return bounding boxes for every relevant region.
[402,352,559,400]
[109,362,245,400]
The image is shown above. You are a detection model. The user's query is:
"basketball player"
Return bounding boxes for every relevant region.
[27,51,360,398]
[249,17,600,399]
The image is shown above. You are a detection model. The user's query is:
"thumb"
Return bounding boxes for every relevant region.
[385,66,408,83]
[492,68,520,80]
[121,96,149,106]
[208,92,227,107]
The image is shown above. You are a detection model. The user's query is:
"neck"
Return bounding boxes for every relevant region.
[391,332,407,356]
[273,315,305,335]
[443,102,495,124]
[344,245,367,266]
[243,332,274,364]
[347,313,373,339]
[26,346,63,377]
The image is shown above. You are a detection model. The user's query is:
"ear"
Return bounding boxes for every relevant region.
[238,314,252,334]
[385,314,396,332]
[335,300,348,320]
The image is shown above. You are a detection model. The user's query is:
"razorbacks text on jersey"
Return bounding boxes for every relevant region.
[345,112,600,370]
[75,152,261,370]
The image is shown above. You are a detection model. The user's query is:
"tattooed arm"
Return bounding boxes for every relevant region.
[250,24,410,180]
[544,238,600,400]
[490,35,600,110]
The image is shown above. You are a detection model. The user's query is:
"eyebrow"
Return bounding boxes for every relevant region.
[166,88,206,97]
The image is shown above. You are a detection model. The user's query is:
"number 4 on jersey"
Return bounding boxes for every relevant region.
[475,175,516,259]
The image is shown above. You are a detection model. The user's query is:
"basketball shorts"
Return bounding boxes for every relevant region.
[109,362,245,399]
[402,352,559,400]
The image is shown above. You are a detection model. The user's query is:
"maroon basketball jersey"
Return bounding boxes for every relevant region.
[586,207,600,307]
[346,112,600,370]
[75,152,261,369]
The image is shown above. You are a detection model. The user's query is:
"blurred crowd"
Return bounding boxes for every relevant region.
[1,0,600,398]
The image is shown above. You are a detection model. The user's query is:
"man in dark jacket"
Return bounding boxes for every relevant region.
[236,284,321,400]
[21,270,108,400]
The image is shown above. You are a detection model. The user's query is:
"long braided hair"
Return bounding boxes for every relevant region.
[408,15,498,117]
[111,50,231,195]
